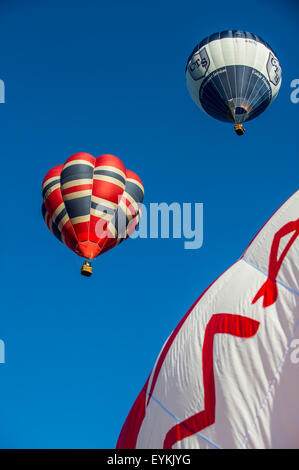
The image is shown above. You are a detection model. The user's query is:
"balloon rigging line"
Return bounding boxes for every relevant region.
[242,258,299,298]
[145,392,222,449]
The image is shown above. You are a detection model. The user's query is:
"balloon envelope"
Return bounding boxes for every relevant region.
[42,152,144,260]
[117,191,299,449]
[186,30,282,125]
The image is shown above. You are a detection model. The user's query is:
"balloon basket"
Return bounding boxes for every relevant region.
[234,124,245,136]
[81,261,93,277]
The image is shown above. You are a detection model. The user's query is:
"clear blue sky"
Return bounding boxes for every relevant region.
[0,0,298,449]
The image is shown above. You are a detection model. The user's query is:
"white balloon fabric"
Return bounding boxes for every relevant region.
[186,30,282,125]
[117,191,299,449]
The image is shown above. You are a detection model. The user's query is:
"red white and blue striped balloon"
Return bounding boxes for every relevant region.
[42,153,144,260]
[186,30,282,125]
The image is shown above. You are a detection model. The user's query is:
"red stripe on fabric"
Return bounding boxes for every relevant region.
[62,184,93,196]
[122,195,137,218]
[43,170,79,250]
[61,220,78,251]
[42,164,63,186]
[88,215,116,246]
[95,154,126,173]
[44,188,65,218]
[116,377,150,449]
[90,155,121,247]
[100,237,118,255]
[252,219,299,307]
[63,152,95,166]
[163,314,260,449]
[71,221,90,243]
[125,169,144,188]
[88,215,102,243]
[92,179,124,204]
[126,217,139,237]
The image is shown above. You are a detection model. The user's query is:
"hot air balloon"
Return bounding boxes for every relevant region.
[117,190,299,449]
[42,152,144,276]
[186,30,282,135]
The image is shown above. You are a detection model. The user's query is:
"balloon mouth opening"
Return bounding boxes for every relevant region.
[226,99,251,123]
[76,241,102,259]
[234,106,248,115]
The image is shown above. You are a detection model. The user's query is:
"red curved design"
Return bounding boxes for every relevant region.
[163,314,260,449]
[116,275,229,449]
[252,219,299,307]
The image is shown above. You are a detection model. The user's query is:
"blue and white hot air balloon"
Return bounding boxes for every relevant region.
[185,30,282,135]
